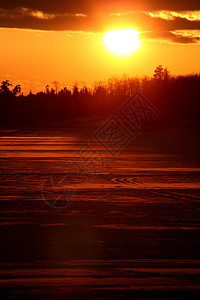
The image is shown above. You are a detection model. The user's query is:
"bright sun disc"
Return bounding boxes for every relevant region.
[104,28,140,56]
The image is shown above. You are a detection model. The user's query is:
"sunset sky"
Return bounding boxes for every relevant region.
[0,0,200,93]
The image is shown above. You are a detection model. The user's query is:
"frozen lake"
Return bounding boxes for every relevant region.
[0,130,200,299]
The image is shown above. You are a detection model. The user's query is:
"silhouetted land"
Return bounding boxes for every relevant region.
[0,67,200,129]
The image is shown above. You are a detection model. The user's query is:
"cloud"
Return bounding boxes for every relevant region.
[0,7,88,20]
[0,1,200,44]
[1,6,199,32]
[0,7,90,31]
[0,7,55,20]
[146,10,200,21]
[141,30,200,43]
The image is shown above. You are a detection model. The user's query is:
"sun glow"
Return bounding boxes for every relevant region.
[103,28,140,57]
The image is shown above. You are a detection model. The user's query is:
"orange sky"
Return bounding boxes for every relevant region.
[0,1,200,93]
[0,27,199,94]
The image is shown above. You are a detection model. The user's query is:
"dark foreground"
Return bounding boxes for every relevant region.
[0,129,200,299]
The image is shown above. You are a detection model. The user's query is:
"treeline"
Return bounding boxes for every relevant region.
[0,66,200,129]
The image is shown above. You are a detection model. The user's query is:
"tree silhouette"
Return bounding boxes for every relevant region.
[45,85,50,94]
[0,70,199,129]
[0,80,12,95]
[72,83,79,98]
[52,81,59,95]
[163,68,170,80]
[12,85,21,96]
[153,65,170,81]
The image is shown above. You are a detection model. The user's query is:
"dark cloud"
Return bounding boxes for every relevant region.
[0,13,95,32]
[141,31,200,43]
[0,1,200,14]
[107,12,200,32]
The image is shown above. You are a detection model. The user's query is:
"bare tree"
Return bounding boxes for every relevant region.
[12,85,21,96]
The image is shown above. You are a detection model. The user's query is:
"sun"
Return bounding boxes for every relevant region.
[103,28,140,57]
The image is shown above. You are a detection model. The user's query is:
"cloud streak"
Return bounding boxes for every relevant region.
[0,7,55,20]
[141,30,200,43]
[146,10,200,21]
[0,7,88,20]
